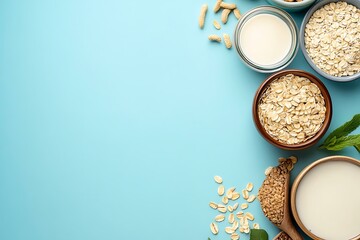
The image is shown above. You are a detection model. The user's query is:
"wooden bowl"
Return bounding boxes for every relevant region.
[290,156,360,240]
[252,69,332,150]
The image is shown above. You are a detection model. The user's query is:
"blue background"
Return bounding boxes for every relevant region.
[0,0,359,239]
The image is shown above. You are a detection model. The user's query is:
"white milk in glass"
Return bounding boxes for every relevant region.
[296,160,360,240]
[239,14,292,66]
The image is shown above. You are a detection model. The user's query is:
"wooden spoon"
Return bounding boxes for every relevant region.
[273,231,291,240]
[279,174,303,240]
[258,157,303,240]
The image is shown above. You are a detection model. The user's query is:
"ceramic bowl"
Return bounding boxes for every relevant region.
[291,156,360,240]
[252,69,332,150]
[266,0,317,12]
[300,0,360,82]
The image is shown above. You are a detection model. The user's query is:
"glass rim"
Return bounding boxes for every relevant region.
[234,6,299,73]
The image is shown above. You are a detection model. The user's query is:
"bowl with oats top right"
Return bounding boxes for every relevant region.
[300,0,360,82]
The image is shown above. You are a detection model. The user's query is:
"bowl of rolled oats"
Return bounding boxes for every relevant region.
[266,0,317,12]
[300,0,360,82]
[253,70,332,150]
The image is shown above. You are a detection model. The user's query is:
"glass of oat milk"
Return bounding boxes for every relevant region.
[291,156,360,240]
[234,6,299,73]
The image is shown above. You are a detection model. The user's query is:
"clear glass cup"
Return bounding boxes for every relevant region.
[234,6,299,73]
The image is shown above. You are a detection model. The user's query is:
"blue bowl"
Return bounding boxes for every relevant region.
[300,0,360,82]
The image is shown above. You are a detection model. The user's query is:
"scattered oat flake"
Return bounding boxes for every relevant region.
[217,204,227,213]
[218,185,225,196]
[241,203,248,210]
[228,213,235,223]
[233,203,239,211]
[210,222,219,235]
[245,212,254,221]
[242,189,249,199]
[209,202,218,209]
[214,175,223,184]
[231,192,240,200]
[215,214,225,222]
[225,226,235,234]
[247,195,256,203]
[236,211,244,219]
[231,233,240,240]
[246,183,254,192]
[253,223,260,229]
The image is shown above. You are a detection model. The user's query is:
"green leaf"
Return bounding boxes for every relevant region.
[323,114,360,145]
[321,134,360,151]
[207,238,211,240]
[250,229,268,240]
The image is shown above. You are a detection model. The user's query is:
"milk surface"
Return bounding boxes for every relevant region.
[239,14,292,66]
[296,160,360,240]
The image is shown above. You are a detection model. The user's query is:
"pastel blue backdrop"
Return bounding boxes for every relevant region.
[0,0,359,240]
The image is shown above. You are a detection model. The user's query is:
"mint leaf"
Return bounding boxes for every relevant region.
[321,134,360,151]
[323,114,360,145]
[250,229,268,240]
[319,114,360,152]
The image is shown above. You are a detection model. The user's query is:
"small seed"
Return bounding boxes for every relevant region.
[213,0,222,13]
[198,4,208,29]
[228,213,235,223]
[233,8,241,19]
[213,20,221,30]
[222,196,229,205]
[223,34,232,49]
[245,212,254,221]
[231,233,240,240]
[218,185,225,196]
[209,201,218,209]
[247,195,256,203]
[246,183,254,192]
[220,2,236,10]
[225,226,235,234]
[214,175,223,184]
[210,222,219,235]
[221,9,231,24]
[241,203,248,210]
[215,214,225,222]
[231,192,240,200]
[228,205,234,212]
[253,223,260,229]
[242,189,249,199]
[218,204,227,213]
